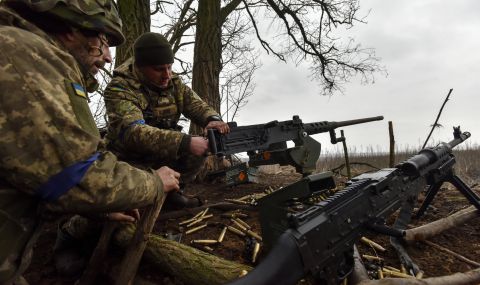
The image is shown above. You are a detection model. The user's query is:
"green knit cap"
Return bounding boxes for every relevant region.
[134,32,174,67]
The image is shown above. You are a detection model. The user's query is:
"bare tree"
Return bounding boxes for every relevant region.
[92,0,383,129]
[116,0,151,66]
[219,4,261,122]
[151,0,383,133]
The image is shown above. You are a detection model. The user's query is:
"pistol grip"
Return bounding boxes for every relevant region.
[207,129,219,156]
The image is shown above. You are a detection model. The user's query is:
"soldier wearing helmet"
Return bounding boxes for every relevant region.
[103,32,230,207]
[0,1,180,284]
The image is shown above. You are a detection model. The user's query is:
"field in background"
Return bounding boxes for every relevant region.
[316,145,480,185]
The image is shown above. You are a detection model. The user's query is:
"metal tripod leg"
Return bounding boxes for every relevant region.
[449,175,480,210]
[415,182,442,219]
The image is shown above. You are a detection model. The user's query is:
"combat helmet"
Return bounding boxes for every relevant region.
[6,0,125,46]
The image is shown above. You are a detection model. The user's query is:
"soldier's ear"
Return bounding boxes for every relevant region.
[56,27,81,46]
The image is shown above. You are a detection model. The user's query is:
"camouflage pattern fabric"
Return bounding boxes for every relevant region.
[104,57,218,165]
[0,6,163,282]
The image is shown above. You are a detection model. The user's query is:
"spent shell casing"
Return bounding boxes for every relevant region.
[252,242,260,263]
[200,208,209,217]
[227,226,246,237]
[193,209,206,219]
[253,193,266,199]
[221,211,248,219]
[185,223,208,235]
[231,219,247,231]
[415,271,424,279]
[187,214,213,227]
[400,264,407,274]
[360,237,386,252]
[384,266,401,272]
[191,239,219,245]
[382,269,414,278]
[237,194,252,201]
[203,246,214,252]
[224,198,249,205]
[218,226,227,242]
[179,217,197,226]
[361,255,384,262]
[378,269,384,279]
[246,230,262,241]
[234,218,251,230]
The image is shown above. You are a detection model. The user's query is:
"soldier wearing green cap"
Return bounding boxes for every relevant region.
[0,1,180,284]
[103,32,230,204]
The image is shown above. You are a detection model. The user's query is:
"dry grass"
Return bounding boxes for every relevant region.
[316,145,480,185]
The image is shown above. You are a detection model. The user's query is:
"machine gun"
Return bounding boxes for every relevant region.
[207,115,384,174]
[228,127,479,285]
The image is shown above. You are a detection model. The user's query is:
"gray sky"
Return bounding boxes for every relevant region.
[233,0,479,153]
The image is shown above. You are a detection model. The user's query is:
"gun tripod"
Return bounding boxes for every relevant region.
[416,171,480,218]
[391,169,480,276]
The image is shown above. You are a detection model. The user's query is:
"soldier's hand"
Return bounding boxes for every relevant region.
[190,136,210,156]
[204,121,230,134]
[156,166,181,193]
[107,209,140,223]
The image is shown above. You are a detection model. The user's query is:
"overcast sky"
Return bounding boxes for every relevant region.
[233,0,479,153]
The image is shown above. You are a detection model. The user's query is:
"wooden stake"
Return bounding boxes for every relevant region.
[77,221,118,285]
[388,121,395,167]
[114,194,166,285]
[340,130,351,179]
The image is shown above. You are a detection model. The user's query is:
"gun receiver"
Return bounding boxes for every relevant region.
[208,115,384,174]
[229,127,478,285]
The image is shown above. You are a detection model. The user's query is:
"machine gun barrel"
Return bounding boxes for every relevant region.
[398,131,471,177]
[208,115,384,156]
[303,116,384,135]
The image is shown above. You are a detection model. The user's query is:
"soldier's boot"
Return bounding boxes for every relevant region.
[164,191,203,210]
[53,225,87,279]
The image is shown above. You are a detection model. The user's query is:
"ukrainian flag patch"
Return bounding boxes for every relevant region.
[71,83,87,98]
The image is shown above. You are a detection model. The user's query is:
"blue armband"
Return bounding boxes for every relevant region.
[36,152,100,201]
[119,119,145,141]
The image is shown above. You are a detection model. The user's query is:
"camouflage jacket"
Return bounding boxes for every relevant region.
[104,57,218,162]
[0,6,163,282]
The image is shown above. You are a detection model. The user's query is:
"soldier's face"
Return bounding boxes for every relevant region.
[138,64,173,89]
[65,31,113,76]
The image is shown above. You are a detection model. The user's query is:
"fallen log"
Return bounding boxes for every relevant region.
[404,206,479,243]
[113,224,252,285]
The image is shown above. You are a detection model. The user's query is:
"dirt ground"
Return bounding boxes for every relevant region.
[25,167,480,284]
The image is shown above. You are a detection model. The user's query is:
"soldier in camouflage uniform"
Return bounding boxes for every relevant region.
[104,32,230,187]
[0,1,180,284]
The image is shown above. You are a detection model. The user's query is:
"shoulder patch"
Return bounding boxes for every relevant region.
[71,82,86,98]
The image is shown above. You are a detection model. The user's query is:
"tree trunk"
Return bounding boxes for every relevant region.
[113,224,252,285]
[190,0,222,135]
[116,0,151,67]
[190,0,224,176]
